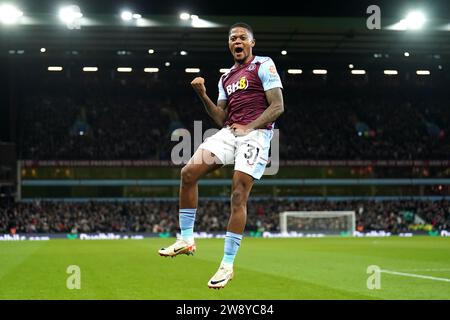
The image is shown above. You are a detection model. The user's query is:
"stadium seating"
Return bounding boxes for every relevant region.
[18,73,450,160]
[1,199,448,234]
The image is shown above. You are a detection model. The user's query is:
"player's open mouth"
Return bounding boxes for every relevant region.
[234,47,244,54]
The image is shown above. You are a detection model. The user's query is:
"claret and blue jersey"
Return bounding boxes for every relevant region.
[218,56,283,130]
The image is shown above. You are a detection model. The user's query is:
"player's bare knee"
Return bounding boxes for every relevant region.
[180,165,197,186]
[231,188,247,209]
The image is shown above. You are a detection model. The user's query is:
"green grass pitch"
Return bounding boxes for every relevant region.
[0,237,449,299]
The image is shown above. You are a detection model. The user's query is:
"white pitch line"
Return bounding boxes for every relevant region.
[381,269,450,283]
[398,269,450,272]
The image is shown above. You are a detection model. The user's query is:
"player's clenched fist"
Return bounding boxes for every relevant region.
[191,77,206,96]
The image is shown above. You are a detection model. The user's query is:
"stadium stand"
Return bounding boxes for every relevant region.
[1,199,449,234]
[17,74,450,160]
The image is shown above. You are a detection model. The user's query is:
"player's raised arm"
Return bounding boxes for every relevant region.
[190,77,228,127]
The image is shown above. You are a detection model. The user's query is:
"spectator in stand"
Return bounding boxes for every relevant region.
[17,74,450,161]
[1,199,448,234]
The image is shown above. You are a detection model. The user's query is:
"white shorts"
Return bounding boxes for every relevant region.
[198,127,273,180]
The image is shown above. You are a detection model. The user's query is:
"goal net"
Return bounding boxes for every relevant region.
[279,211,355,236]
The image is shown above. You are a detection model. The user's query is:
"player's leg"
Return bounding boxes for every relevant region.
[158,148,222,257]
[178,148,222,243]
[227,171,254,234]
[208,129,272,288]
[159,128,235,257]
[208,170,254,288]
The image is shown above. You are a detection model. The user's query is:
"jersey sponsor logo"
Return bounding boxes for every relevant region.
[226,76,249,95]
[268,65,281,83]
[269,65,278,75]
[268,75,280,83]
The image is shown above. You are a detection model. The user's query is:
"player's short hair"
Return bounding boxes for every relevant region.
[229,22,254,37]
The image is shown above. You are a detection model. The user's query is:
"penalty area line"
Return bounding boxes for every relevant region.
[380,269,450,283]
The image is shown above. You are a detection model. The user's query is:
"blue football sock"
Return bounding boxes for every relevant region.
[221,231,243,266]
[179,208,197,242]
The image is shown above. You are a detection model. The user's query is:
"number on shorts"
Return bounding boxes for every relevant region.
[244,144,260,164]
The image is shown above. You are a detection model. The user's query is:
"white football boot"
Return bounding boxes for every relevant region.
[158,237,196,257]
[207,263,234,289]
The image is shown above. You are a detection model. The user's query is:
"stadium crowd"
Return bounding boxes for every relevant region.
[1,199,449,234]
[17,73,450,161]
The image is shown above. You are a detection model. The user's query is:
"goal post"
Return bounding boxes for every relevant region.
[279,211,356,236]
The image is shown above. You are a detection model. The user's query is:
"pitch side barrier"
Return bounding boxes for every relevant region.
[1,230,449,241]
[21,160,450,167]
[20,178,450,187]
[18,196,450,202]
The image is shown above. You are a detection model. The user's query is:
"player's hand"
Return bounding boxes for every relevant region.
[191,77,206,96]
[230,123,254,136]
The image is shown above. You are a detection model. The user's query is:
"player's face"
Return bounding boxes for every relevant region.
[228,27,255,64]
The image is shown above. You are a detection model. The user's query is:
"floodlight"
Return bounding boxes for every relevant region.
[404,11,426,30]
[59,5,83,29]
[144,68,159,73]
[191,18,210,28]
[0,4,23,24]
[121,11,132,21]
[48,66,63,72]
[384,70,398,75]
[180,12,190,20]
[117,67,132,72]
[313,69,327,75]
[83,67,98,72]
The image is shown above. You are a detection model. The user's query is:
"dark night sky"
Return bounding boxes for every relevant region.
[11,0,450,18]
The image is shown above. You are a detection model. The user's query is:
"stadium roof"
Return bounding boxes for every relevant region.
[2,15,450,59]
[1,1,450,63]
[9,0,450,18]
